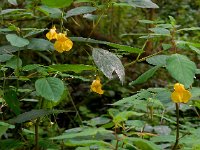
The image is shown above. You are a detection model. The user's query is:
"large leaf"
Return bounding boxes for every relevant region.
[49,64,96,73]
[166,54,196,88]
[128,0,159,8]
[8,109,67,124]
[27,38,54,51]
[92,48,125,83]
[35,77,64,102]
[66,6,97,18]
[0,45,21,54]
[129,66,160,85]
[41,0,73,8]
[6,56,22,69]
[3,90,20,115]
[6,34,29,47]
[70,37,143,54]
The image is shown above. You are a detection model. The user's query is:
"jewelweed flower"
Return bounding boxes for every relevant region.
[171,83,191,103]
[46,26,57,40]
[91,77,104,95]
[54,33,73,53]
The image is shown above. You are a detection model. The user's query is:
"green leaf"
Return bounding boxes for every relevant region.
[85,117,111,126]
[6,56,22,69]
[8,109,67,124]
[0,54,13,62]
[37,5,62,18]
[3,90,20,115]
[6,34,29,47]
[166,54,196,88]
[35,77,65,102]
[0,139,23,150]
[150,135,175,143]
[149,27,170,35]
[64,139,110,147]
[22,64,41,71]
[0,9,24,15]
[41,0,73,8]
[51,127,112,140]
[66,6,97,18]
[27,38,54,51]
[0,125,9,137]
[128,0,159,8]
[0,45,21,54]
[129,66,160,85]
[177,27,200,32]
[146,55,169,66]
[70,37,143,54]
[49,64,96,73]
[92,48,125,83]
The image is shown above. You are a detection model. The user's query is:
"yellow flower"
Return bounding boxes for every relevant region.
[90,77,104,95]
[171,83,191,103]
[54,33,73,53]
[46,26,57,40]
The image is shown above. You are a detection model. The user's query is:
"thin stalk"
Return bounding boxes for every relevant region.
[172,103,179,150]
[114,127,119,150]
[35,118,40,150]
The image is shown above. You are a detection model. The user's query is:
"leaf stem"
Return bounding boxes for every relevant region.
[172,103,179,150]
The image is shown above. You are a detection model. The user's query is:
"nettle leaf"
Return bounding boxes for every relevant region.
[6,34,29,47]
[129,66,160,85]
[92,48,125,83]
[27,38,54,51]
[166,54,196,88]
[128,0,159,8]
[35,77,64,102]
[146,55,169,66]
[49,64,96,73]
[8,109,67,124]
[41,0,73,8]
[66,6,97,18]
[149,27,170,35]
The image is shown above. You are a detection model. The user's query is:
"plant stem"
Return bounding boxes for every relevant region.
[172,103,179,150]
[35,117,40,150]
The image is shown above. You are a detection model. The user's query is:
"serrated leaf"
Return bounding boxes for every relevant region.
[27,38,54,51]
[129,66,160,85]
[92,48,125,83]
[146,55,169,66]
[128,0,159,8]
[22,64,41,71]
[8,109,67,124]
[6,34,29,47]
[65,139,110,147]
[3,90,20,115]
[37,5,62,18]
[41,0,73,8]
[49,64,96,73]
[166,54,196,88]
[66,6,97,18]
[0,54,13,62]
[35,77,64,102]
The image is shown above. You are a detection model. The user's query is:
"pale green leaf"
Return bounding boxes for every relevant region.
[35,77,65,101]
[149,27,170,35]
[0,45,21,54]
[92,48,125,83]
[166,54,196,88]
[129,66,160,85]
[8,0,18,6]
[0,9,24,15]
[6,34,29,47]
